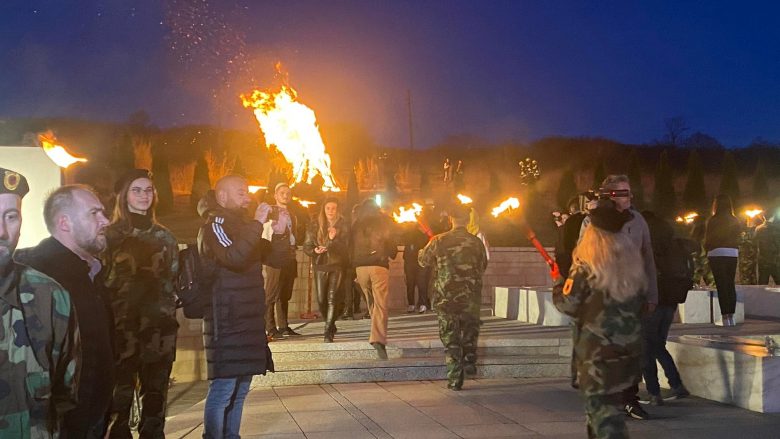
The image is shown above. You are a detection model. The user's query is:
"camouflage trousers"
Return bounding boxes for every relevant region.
[693,247,715,287]
[108,333,176,439]
[584,393,629,439]
[436,307,480,388]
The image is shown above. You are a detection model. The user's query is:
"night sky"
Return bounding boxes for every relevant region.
[1,0,779,148]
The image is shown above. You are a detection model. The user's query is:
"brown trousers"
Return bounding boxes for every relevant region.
[356,266,390,345]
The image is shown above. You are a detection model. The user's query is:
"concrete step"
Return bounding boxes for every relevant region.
[252,354,570,387]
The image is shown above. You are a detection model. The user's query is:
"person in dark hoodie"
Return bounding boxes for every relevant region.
[704,194,742,326]
[351,198,398,360]
[16,184,115,438]
[197,174,274,439]
[102,169,180,438]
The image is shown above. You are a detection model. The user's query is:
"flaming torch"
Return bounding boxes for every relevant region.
[457,193,473,205]
[491,196,560,280]
[241,64,340,192]
[393,203,434,239]
[675,212,699,225]
[744,208,764,227]
[38,132,87,168]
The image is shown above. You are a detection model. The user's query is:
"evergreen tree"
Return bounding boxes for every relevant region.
[190,152,211,208]
[682,149,707,212]
[556,168,578,210]
[151,141,174,213]
[752,161,770,204]
[419,167,430,193]
[592,160,607,189]
[345,167,360,218]
[652,150,676,218]
[488,169,502,196]
[232,155,247,177]
[627,148,644,209]
[718,151,740,205]
[112,132,136,174]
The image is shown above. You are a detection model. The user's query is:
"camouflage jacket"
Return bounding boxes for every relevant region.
[103,222,179,361]
[553,263,644,395]
[418,226,488,313]
[0,263,79,438]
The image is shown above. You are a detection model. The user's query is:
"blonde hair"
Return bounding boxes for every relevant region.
[572,226,647,302]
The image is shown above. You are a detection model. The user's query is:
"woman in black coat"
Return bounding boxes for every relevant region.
[303,197,350,342]
[704,194,742,326]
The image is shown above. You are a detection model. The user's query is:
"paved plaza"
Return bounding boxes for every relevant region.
[164,377,780,438]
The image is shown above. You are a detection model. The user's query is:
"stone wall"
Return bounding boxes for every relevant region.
[172,246,554,382]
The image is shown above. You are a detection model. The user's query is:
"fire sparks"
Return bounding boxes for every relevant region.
[675,212,699,225]
[240,65,339,192]
[744,209,763,219]
[38,132,87,168]
[491,197,520,217]
[393,203,423,223]
[457,194,473,204]
[293,196,317,208]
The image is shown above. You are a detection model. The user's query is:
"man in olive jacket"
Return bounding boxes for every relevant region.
[197,175,274,438]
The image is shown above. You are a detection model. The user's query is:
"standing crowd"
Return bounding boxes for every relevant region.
[553,174,780,438]
[0,165,489,438]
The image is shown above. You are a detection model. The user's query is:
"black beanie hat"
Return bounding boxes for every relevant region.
[114,169,153,194]
[589,199,633,233]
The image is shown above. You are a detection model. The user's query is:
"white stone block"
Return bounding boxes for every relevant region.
[712,290,745,326]
[679,289,712,324]
[494,287,522,320]
[526,287,570,326]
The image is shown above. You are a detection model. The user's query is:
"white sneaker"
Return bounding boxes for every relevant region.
[406,305,416,313]
[418,305,428,313]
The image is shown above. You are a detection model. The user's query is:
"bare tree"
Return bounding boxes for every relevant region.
[663,116,689,147]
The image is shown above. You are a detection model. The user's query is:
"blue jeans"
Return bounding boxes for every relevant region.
[203,376,252,439]
[642,305,682,396]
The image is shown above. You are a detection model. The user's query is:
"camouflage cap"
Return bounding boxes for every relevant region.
[1,167,29,199]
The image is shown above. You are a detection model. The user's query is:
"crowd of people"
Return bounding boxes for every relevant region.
[0,165,492,438]
[553,174,780,438]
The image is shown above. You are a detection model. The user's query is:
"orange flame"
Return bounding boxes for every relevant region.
[241,66,339,192]
[491,197,520,217]
[393,203,423,223]
[293,196,317,208]
[675,212,699,225]
[248,185,267,194]
[457,194,473,204]
[38,132,87,168]
[744,209,763,219]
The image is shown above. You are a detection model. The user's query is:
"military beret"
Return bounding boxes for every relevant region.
[0,168,30,199]
[114,169,153,194]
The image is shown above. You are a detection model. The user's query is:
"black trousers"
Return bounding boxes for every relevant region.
[405,262,431,308]
[758,262,780,285]
[315,269,344,329]
[709,256,738,314]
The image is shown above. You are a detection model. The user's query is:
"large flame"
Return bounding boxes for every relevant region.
[491,197,520,217]
[241,68,339,192]
[38,132,87,168]
[393,203,423,223]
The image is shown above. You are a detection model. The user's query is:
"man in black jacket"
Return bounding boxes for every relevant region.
[16,184,115,439]
[197,175,274,438]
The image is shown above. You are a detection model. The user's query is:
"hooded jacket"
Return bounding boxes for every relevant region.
[196,191,274,379]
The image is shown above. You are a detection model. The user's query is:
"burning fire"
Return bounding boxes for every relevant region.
[248,185,267,194]
[293,196,317,208]
[38,132,87,168]
[744,209,763,219]
[393,203,423,223]
[241,65,339,192]
[457,194,473,204]
[491,197,520,217]
[675,212,699,225]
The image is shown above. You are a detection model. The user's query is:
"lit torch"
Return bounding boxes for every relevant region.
[744,208,764,227]
[457,193,473,205]
[293,196,317,208]
[675,212,699,225]
[240,63,340,192]
[393,203,434,239]
[491,196,560,280]
[38,132,87,168]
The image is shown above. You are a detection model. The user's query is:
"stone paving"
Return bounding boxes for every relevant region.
[164,377,780,438]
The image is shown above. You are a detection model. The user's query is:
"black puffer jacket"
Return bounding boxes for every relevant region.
[197,191,274,379]
[704,213,741,251]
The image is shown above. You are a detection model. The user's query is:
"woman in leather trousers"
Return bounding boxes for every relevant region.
[304,198,350,342]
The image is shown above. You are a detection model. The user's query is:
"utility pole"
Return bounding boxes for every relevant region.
[407,89,414,152]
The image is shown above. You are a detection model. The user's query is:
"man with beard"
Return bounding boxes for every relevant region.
[0,168,79,437]
[16,184,115,438]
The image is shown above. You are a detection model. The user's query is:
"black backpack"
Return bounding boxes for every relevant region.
[175,243,217,319]
[658,237,698,304]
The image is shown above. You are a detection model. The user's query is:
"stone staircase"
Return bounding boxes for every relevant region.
[251,311,572,387]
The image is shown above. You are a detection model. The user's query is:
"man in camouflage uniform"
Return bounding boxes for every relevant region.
[419,204,488,390]
[0,167,79,438]
[738,227,758,285]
